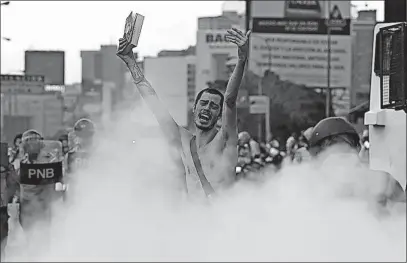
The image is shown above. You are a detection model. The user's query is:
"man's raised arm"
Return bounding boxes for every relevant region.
[221,28,251,144]
[117,38,181,147]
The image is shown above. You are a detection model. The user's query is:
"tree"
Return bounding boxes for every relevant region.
[239,70,328,142]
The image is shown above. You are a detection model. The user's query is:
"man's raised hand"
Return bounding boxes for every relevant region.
[225,28,251,61]
[116,37,135,64]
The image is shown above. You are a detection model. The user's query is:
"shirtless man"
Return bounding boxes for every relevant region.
[117,28,251,197]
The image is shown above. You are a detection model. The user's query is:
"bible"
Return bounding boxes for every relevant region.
[123,11,145,51]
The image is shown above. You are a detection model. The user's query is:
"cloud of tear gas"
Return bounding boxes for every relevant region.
[8,104,406,262]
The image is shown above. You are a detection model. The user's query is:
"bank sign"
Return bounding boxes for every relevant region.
[200,31,236,48]
[196,30,238,93]
[249,0,352,89]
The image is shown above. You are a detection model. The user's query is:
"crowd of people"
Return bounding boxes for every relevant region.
[0,115,401,261]
[0,26,405,261]
[0,118,96,261]
[236,125,373,177]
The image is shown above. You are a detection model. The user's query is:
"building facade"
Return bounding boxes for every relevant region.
[144,55,196,127]
[196,11,245,94]
[24,50,65,85]
[0,75,64,142]
[80,45,127,109]
[350,10,377,109]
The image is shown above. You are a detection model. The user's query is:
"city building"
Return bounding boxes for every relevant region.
[158,46,195,57]
[195,11,245,94]
[0,74,64,142]
[24,50,65,85]
[80,45,127,108]
[198,10,245,30]
[350,10,377,109]
[144,55,196,127]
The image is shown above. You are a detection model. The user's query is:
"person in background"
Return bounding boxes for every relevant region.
[286,132,298,161]
[297,131,309,149]
[1,144,19,262]
[308,117,404,214]
[293,127,313,164]
[17,130,64,257]
[66,118,95,172]
[58,133,70,156]
[71,118,95,152]
[359,129,370,164]
[63,119,96,202]
[8,133,22,165]
[238,132,253,167]
[249,136,262,162]
[266,133,280,150]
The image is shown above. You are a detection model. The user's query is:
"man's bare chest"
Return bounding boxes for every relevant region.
[183,136,235,182]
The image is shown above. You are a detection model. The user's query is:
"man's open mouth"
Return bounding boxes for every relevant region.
[198,112,211,123]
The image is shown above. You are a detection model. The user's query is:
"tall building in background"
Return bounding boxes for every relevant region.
[80,45,126,95]
[24,50,65,85]
[198,10,245,30]
[81,50,101,91]
[80,45,127,117]
[350,10,377,108]
[196,11,245,94]
[144,55,196,127]
[0,75,64,142]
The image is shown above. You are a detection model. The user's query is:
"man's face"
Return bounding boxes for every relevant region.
[62,139,69,148]
[61,139,69,153]
[193,92,222,131]
[15,138,21,147]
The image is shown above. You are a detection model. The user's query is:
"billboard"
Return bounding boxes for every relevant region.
[25,51,65,85]
[249,0,352,89]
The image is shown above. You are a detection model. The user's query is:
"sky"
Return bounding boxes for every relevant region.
[1,1,384,84]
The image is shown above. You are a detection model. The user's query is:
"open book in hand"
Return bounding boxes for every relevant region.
[124,11,145,49]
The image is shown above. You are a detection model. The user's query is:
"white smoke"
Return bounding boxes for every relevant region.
[6,103,406,262]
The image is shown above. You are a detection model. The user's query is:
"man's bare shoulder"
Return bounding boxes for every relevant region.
[179,127,193,140]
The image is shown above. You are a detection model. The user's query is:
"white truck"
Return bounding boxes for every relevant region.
[364,22,406,191]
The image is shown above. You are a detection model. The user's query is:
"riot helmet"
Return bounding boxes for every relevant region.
[21,129,44,162]
[308,117,360,156]
[73,118,95,139]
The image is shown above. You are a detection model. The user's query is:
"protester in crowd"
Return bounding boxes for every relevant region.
[237,132,253,167]
[293,127,313,164]
[266,133,280,151]
[297,132,309,149]
[286,132,298,161]
[8,133,22,165]
[117,27,251,197]
[359,129,370,164]
[58,133,70,156]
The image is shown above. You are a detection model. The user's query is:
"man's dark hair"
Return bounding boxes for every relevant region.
[194,88,225,116]
[13,133,22,146]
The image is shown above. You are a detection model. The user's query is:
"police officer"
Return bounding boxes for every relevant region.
[18,129,64,256]
[64,119,96,202]
[1,142,18,262]
[72,118,95,151]
[308,117,405,213]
